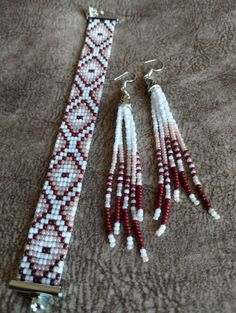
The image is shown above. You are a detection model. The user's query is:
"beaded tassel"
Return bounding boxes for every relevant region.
[149,84,220,236]
[104,99,148,262]
[152,88,172,236]
[105,106,123,248]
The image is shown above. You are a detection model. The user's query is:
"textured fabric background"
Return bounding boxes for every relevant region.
[0,1,236,312]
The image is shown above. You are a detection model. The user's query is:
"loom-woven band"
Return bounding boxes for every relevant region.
[12,17,116,288]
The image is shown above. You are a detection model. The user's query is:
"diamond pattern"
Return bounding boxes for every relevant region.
[64,100,94,136]
[89,22,112,46]
[79,57,105,86]
[48,156,82,197]
[17,18,116,287]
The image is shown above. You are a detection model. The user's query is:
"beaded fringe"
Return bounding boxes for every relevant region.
[150,85,220,237]
[104,104,148,262]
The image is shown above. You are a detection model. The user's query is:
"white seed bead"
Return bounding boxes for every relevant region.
[136,209,144,222]
[153,208,161,220]
[177,160,184,172]
[189,193,200,206]
[155,224,167,237]
[165,189,171,199]
[108,234,116,248]
[140,248,149,262]
[208,208,220,220]
[127,236,134,250]
[114,222,120,235]
[130,206,137,219]
[174,189,180,202]
[193,175,201,185]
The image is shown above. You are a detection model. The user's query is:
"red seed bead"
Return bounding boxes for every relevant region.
[20,274,26,281]
[171,167,180,189]
[162,199,171,225]
[156,184,164,208]
[105,207,113,234]
[33,276,42,284]
[115,196,122,222]
[132,220,145,248]
[123,209,132,236]
[179,171,192,195]
[195,185,211,209]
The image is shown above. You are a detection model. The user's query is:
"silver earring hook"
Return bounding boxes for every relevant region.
[143,59,164,90]
[114,71,136,88]
[114,71,136,106]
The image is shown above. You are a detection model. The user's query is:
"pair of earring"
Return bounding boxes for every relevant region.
[104,59,220,262]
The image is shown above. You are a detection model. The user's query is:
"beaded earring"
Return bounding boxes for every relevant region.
[143,59,220,237]
[104,72,149,262]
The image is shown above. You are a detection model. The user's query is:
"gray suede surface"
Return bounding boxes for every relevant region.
[0,1,236,312]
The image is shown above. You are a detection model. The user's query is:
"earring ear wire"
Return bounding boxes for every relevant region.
[143,59,164,89]
[114,71,136,106]
[114,71,136,83]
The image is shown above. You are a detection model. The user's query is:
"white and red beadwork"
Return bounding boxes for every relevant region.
[16,17,117,286]
[149,84,220,236]
[104,98,148,262]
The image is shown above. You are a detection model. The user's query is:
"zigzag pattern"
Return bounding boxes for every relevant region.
[17,18,116,286]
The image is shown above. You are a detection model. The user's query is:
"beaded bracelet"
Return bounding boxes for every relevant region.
[9,7,118,311]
